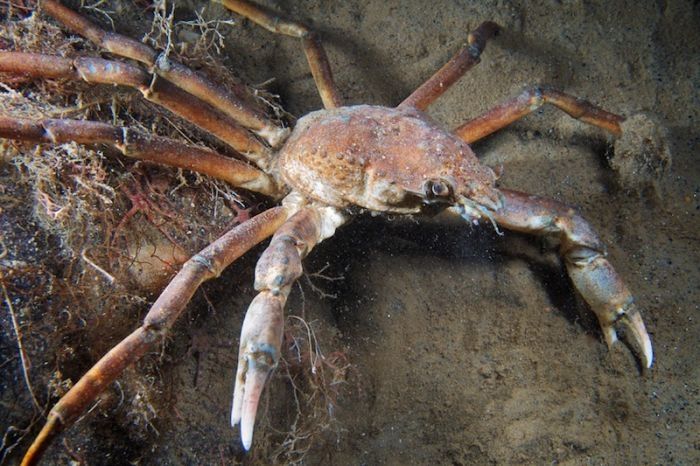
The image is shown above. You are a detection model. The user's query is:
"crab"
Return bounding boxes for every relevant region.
[0,0,654,464]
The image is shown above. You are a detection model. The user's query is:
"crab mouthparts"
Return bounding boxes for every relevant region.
[456,194,504,234]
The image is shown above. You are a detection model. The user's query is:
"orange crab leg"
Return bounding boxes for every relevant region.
[0,51,266,159]
[0,51,272,168]
[231,204,346,449]
[459,189,653,368]
[0,116,282,197]
[454,86,625,143]
[21,206,291,466]
[40,0,288,147]
[221,0,343,109]
[399,21,500,111]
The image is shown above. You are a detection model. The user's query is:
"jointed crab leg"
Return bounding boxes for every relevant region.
[231,203,346,449]
[221,0,343,110]
[399,21,500,111]
[471,189,653,368]
[0,51,272,167]
[454,86,625,143]
[21,205,292,466]
[41,0,288,147]
[0,116,282,197]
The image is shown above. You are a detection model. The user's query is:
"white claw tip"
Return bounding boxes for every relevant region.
[609,311,653,370]
[241,424,253,451]
[643,337,654,369]
[627,311,653,370]
[231,381,242,427]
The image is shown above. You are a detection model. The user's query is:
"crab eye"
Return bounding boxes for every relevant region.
[425,179,452,199]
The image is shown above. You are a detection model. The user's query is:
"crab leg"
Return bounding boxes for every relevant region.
[454,86,625,143]
[0,116,282,197]
[21,205,292,466]
[0,51,273,169]
[469,188,653,368]
[231,204,346,449]
[221,0,342,109]
[399,21,500,111]
[40,0,288,148]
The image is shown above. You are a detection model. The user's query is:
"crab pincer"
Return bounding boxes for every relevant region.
[231,292,285,449]
[565,246,654,368]
[231,205,345,449]
[488,189,654,369]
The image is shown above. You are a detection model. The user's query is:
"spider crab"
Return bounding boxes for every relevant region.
[0,0,653,463]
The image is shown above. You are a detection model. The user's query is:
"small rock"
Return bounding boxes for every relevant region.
[611,112,672,192]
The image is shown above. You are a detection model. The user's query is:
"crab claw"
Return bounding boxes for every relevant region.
[233,349,274,450]
[561,243,654,371]
[602,303,653,369]
[231,291,285,450]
